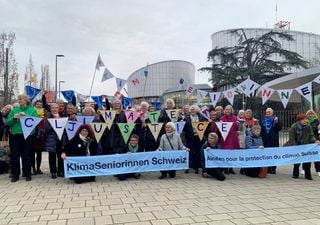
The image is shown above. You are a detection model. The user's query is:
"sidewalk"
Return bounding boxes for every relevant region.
[1,153,320,225]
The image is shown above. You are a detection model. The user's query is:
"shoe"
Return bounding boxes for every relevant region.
[202,172,209,178]
[11,177,19,182]
[229,169,236,175]
[224,169,229,175]
[305,177,313,180]
[51,173,57,179]
[184,169,189,174]
[318,172,320,177]
[74,179,83,184]
[32,169,37,175]
[240,168,244,175]
[300,170,305,175]
[292,175,299,179]
[269,170,276,174]
[26,177,32,182]
[57,173,64,177]
[22,173,26,177]
[195,168,199,174]
[169,174,176,178]
[37,169,43,175]
[158,174,167,179]
[134,173,141,179]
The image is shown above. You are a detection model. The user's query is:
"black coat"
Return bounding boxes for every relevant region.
[66,135,98,157]
[260,117,282,147]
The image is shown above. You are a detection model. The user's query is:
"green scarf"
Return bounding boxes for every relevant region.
[128,144,139,153]
[307,116,317,125]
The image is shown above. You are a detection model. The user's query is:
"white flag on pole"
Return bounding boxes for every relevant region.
[95,54,105,71]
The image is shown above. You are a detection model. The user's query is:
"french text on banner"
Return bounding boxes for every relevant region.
[64,150,189,178]
[204,144,320,168]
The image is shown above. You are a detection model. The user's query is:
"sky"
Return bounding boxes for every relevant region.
[1,0,320,97]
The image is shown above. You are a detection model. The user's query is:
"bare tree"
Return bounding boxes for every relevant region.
[0,32,19,105]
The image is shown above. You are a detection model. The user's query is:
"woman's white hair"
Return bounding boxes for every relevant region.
[189,105,200,112]
[165,122,176,131]
[165,98,175,108]
[140,101,149,108]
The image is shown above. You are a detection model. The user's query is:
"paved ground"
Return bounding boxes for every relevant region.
[1,153,320,225]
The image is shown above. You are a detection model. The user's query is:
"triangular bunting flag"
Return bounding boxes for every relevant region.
[117,123,135,143]
[96,54,105,71]
[166,109,180,122]
[197,90,208,103]
[116,77,127,91]
[90,122,107,142]
[101,67,115,82]
[61,90,74,103]
[91,95,103,109]
[223,89,236,105]
[103,110,117,129]
[125,110,141,123]
[122,97,133,109]
[174,121,186,135]
[237,78,260,97]
[295,82,312,104]
[276,89,293,109]
[216,122,233,141]
[25,85,41,101]
[20,116,42,139]
[147,123,164,141]
[200,106,210,121]
[192,122,209,141]
[77,92,89,103]
[313,75,320,84]
[76,116,95,124]
[185,85,195,97]
[65,121,82,140]
[47,118,68,140]
[147,110,160,124]
[260,86,275,105]
[209,92,221,107]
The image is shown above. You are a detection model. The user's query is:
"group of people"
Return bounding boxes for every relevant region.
[1,94,319,183]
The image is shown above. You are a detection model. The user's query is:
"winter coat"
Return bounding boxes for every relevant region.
[260,116,282,147]
[65,135,98,157]
[245,133,264,149]
[288,123,315,146]
[158,132,186,151]
[219,115,240,149]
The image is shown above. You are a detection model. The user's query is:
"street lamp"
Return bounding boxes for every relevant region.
[55,54,65,101]
[58,80,65,99]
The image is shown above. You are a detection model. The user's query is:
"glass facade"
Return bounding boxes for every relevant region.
[127,60,195,99]
[211,28,320,70]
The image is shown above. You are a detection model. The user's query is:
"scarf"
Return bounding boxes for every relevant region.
[307,116,317,125]
[296,123,306,145]
[128,144,139,153]
[79,134,88,143]
[261,116,274,134]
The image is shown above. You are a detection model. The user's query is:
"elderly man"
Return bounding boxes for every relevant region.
[260,107,282,174]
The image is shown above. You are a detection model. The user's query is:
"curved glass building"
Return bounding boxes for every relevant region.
[127,60,195,104]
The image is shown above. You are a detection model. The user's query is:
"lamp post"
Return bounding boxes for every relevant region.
[58,80,65,99]
[55,54,65,101]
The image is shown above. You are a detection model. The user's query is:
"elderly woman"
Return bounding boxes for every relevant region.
[183,105,206,174]
[305,109,320,176]
[200,132,225,181]
[61,124,98,184]
[6,95,38,182]
[158,122,189,179]
[289,114,316,180]
[219,105,240,175]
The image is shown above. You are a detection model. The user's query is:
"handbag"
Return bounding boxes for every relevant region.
[0,135,10,161]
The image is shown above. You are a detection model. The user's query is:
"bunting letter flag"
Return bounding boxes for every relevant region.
[147,111,160,124]
[209,92,221,107]
[260,87,275,105]
[223,89,236,105]
[20,116,42,139]
[91,95,103,109]
[101,67,115,82]
[237,78,260,97]
[77,92,88,103]
[147,123,163,141]
[125,110,140,123]
[185,85,195,97]
[192,122,209,141]
[65,121,82,140]
[216,122,233,141]
[197,90,208,103]
[295,82,312,104]
[76,116,95,124]
[313,75,320,84]
[96,54,105,71]
[25,85,41,101]
[174,121,186,135]
[277,89,293,109]
[61,90,75,103]
[116,77,127,91]
[117,123,135,143]
[166,109,180,122]
[48,118,69,140]
[103,110,117,129]
[90,122,107,142]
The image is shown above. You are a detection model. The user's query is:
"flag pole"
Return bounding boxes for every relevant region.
[142,63,149,101]
[88,69,97,98]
